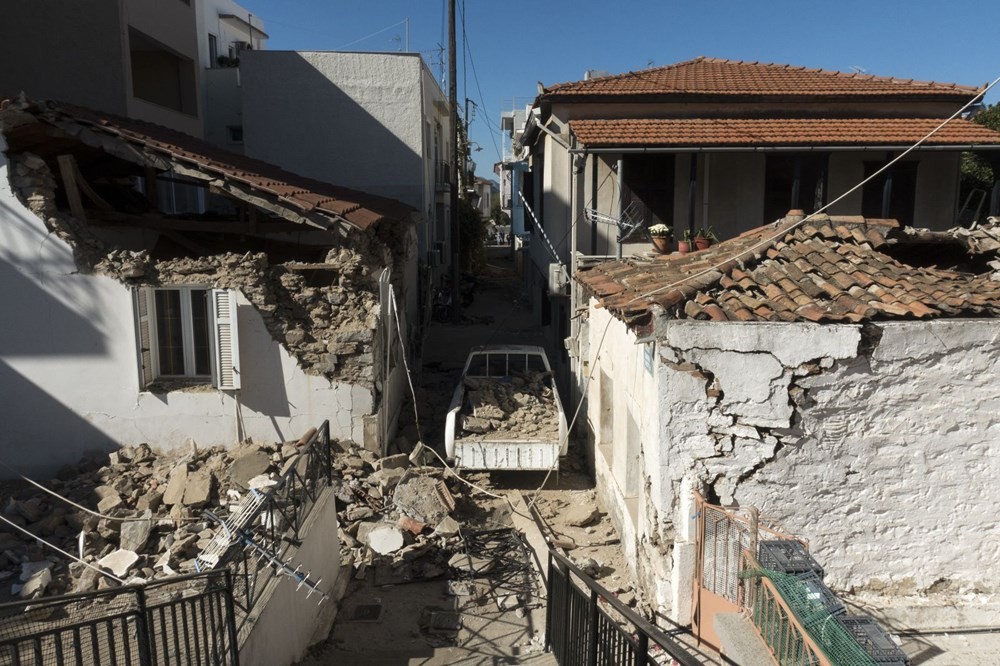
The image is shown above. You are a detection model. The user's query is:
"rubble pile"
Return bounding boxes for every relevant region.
[458,373,560,441]
[8,152,394,386]
[0,438,300,601]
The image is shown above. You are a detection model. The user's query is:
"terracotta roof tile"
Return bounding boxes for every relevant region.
[4,98,414,231]
[569,117,1000,147]
[545,57,982,99]
[577,214,1000,328]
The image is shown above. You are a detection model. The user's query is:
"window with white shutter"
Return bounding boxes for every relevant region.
[210,288,241,390]
[132,286,240,390]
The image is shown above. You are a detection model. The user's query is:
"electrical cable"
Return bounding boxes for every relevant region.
[0,513,126,584]
[333,19,408,51]
[0,459,199,523]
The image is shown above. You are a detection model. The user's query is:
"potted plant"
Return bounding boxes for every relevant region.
[695,226,718,251]
[678,229,694,255]
[648,224,674,254]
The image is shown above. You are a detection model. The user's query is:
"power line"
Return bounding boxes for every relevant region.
[457,1,502,161]
[334,19,408,51]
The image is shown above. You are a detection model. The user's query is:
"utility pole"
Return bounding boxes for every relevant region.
[448,0,461,323]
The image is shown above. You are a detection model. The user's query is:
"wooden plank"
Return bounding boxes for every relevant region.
[56,154,86,221]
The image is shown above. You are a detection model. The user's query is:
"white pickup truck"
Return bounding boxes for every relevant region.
[444,345,567,470]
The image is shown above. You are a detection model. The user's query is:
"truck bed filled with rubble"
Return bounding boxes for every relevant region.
[457,373,561,442]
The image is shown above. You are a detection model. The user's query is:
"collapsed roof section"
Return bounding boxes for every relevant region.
[0,95,414,233]
[576,215,1000,333]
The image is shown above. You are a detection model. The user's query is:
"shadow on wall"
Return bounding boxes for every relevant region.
[235,301,291,425]
[240,51,424,209]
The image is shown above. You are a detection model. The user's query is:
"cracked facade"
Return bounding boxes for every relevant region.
[577,214,1000,622]
[0,98,418,474]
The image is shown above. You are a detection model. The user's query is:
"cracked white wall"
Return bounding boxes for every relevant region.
[587,300,1000,617]
[0,140,372,477]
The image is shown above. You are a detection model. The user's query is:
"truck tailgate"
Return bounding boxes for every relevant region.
[455,440,559,470]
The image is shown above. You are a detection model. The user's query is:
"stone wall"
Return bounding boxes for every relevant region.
[587,304,1000,618]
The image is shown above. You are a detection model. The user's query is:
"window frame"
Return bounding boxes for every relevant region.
[134,286,242,392]
[145,285,214,382]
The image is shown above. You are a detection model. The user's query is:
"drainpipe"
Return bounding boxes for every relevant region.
[701,153,711,233]
[687,153,698,237]
[617,157,625,259]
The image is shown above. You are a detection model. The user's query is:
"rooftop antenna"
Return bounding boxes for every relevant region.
[850,66,868,75]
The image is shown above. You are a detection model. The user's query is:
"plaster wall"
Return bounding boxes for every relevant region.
[203,68,245,151]
[588,311,1000,614]
[241,51,427,210]
[0,142,373,477]
[0,0,127,114]
[239,486,341,666]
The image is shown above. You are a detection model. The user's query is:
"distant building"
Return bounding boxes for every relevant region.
[239,51,455,300]
[0,0,205,136]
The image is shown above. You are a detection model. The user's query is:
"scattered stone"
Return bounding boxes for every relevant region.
[136,491,163,513]
[433,516,460,538]
[120,511,153,552]
[368,467,405,492]
[98,549,139,578]
[563,505,600,527]
[376,454,410,471]
[182,470,213,507]
[97,492,123,514]
[228,451,271,488]
[72,567,101,594]
[367,525,404,555]
[247,474,278,490]
[346,507,374,521]
[577,557,601,578]
[20,560,53,582]
[162,466,188,506]
[20,568,52,599]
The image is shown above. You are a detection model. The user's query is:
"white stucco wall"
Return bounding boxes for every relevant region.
[241,51,428,211]
[0,141,373,477]
[588,307,1000,614]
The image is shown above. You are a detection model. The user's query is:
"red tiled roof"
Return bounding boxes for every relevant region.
[544,57,982,99]
[576,216,1000,330]
[569,117,1000,147]
[1,98,413,230]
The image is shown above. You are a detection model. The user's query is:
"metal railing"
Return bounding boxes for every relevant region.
[215,420,333,629]
[545,549,706,666]
[0,569,238,666]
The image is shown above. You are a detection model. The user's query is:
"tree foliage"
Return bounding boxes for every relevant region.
[459,197,486,272]
[490,200,511,226]
[960,103,1000,204]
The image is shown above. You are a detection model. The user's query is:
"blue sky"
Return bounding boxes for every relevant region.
[239,0,1000,180]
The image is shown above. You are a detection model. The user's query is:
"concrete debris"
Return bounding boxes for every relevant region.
[563,505,601,527]
[19,567,52,600]
[119,511,153,552]
[162,466,188,506]
[182,469,213,507]
[98,549,139,578]
[448,553,494,575]
[393,472,451,526]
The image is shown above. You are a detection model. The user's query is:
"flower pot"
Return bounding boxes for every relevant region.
[695,237,711,251]
[651,236,673,254]
[677,241,692,255]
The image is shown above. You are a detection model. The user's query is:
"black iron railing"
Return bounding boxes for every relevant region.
[217,420,333,627]
[0,569,238,666]
[546,549,706,666]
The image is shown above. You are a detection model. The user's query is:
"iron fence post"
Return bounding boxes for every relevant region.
[561,559,571,661]
[634,632,648,666]
[544,550,554,652]
[587,587,599,666]
[135,586,152,666]
[223,569,241,666]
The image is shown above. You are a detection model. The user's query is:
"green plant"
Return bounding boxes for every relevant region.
[682,229,695,242]
[960,103,1000,204]
[459,197,486,272]
[696,226,718,242]
[648,223,673,238]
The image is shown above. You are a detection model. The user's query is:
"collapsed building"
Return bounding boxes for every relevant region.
[0,96,419,476]
[575,212,1000,621]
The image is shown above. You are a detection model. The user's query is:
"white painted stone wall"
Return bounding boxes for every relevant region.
[587,305,1000,616]
[0,138,375,477]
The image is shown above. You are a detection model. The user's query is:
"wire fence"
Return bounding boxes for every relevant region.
[0,569,238,666]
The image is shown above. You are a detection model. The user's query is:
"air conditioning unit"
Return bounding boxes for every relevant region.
[548,263,568,295]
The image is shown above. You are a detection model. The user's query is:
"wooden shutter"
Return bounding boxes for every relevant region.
[211,289,241,390]
[132,287,154,390]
